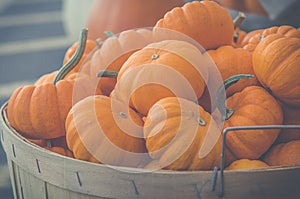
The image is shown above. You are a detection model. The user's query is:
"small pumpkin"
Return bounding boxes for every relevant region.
[7,29,99,139]
[225,159,269,170]
[144,97,222,171]
[243,25,300,52]
[276,103,300,143]
[214,75,283,163]
[65,95,149,167]
[199,45,258,112]
[252,34,300,106]
[264,140,300,167]
[88,28,153,96]
[100,39,210,116]
[155,1,234,50]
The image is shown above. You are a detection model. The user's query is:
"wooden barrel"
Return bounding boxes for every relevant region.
[1,103,299,199]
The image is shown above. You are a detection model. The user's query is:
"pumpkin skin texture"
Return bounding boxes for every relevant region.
[114,39,209,116]
[7,74,97,139]
[34,71,58,85]
[264,140,300,167]
[65,95,148,167]
[243,25,300,52]
[144,97,222,171]
[199,46,258,113]
[216,86,283,162]
[225,159,269,170]
[252,34,300,106]
[276,104,300,143]
[89,28,153,96]
[155,1,234,50]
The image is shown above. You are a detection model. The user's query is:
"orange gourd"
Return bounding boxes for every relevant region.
[215,75,283,163]
[264,140,300,167]
[155,1,234,50]
[88,28,153,96]
[252,34,300,106]
[243,25,300,52]
[144,97,222,171]
[65,95,148,167]
[276,104,300,143]
[199,45,258,112]
[110,39,210,116]
[225,159,269,170]
[7,29,99,139]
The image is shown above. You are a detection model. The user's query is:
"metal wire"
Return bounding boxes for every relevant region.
[218,125,300,197]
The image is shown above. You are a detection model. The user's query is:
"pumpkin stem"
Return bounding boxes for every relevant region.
[233,12,246,43]
[104,31,115,38]
[216,74,254,120]
[52,28,88,84]
[233,12,246,29]
[97,70,119,78]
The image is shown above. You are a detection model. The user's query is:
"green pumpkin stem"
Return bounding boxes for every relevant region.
[97,70,119,78]
[217,74,254,121]
[52,28,88,84]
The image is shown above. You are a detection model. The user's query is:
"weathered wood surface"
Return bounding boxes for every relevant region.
[1,103,300,199]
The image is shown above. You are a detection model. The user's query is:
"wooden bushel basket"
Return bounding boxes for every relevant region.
[1,103,300,199]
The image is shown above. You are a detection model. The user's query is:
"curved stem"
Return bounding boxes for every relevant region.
[53,28,88,84]
[97,70,119,78]
[216,74,254,121]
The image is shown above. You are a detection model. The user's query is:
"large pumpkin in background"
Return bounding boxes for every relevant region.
[252,34,300,106]
[86,0,185,40]
[155,1,234,50]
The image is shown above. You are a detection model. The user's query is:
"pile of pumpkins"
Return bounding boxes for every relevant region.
[6,1,300,171]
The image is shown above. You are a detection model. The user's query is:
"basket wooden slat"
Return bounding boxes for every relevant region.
[1,103,300,199]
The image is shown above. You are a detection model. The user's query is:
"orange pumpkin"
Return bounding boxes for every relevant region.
[225,159,269,170]
[65,95,148,167]
[243,25,300,52]
[264,140,300,167]
[276,104,300,143]
[7,29,99,139]
[88,28,153,96]
[155,1,234,50]
[214,75,283,163]
[252,34,300,106]
[110,39,210,116]
[86,0,185,40]
[144,97,222,171]
[199,45,258,112]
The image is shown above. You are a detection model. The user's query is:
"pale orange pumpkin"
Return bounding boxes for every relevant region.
[111,39,210,116]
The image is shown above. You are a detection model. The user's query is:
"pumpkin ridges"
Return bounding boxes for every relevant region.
[29,84,63,139]
[253,34,300,105]
[155,1,234,50]
[264,140,300,166]
[8,86,36,136]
